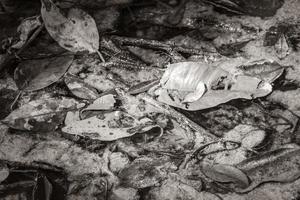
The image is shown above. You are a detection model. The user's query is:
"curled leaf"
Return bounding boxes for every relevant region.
[14,55,74,91]
[201,163,250,188]
[155,61,281,110]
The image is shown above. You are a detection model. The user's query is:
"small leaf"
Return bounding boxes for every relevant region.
[11,16,42,49]
[274,34,290,59]
[64,74,99,100]
[82,94,116,112]
[14,55,74,91]
[2,96,78,131]
[41,0,100,54]
[0,163,9,184]
[201,163,250,188]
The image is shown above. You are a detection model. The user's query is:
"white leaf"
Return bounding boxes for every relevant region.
[156,61,275,110]
[82,94,116,112]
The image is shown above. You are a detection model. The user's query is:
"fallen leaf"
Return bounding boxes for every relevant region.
[41,0,102,58]
[14,55,74,91]
[155,61,279,110]
[64,73,99,100]
[11,16,42,49]
[2,96,78,131]
[81,94,116,112]
[0,163,9,184]
[62,111,159,141]
[201,163,250,188]
[236,146,300,193]
[274,34,290,59]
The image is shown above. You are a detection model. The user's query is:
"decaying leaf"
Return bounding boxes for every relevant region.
[11,16,42,49]
[64,73,99,100]
[2,95,78,131]
[201,163,250,188]
[14,55,74,91]
[62,111,159,141]
[81,94,116,112]
[41,0,103,60]
[154,61,279,110]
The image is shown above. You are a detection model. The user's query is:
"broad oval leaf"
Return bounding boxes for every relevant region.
[62,111,159,141]
[2,96,78,131]
[201,163,250,188]
[41,0,99,53]
[14,55,74,91]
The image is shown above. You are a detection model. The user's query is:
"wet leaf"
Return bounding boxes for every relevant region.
[11,16,41,49]
[201,163,250,188]
[41,0,100,54]
[155,62,274,110]
[0,163,9,184]
[14,55,74,91]
[62,111,159,141]
[2,96,78,131]
[64,73,99,100]
[236,145,300,193]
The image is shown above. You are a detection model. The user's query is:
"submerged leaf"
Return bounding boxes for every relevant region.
[62,111,159,141]
[2,96,78,131]
[14,55,74,91]
[41,0,100,54]
[201,163,250,188]
[64,74,99,100]
[0,163,9,184]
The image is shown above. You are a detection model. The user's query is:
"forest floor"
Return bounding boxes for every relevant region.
[0,0,300,199]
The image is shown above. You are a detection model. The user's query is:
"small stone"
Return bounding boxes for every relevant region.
[109,152,130,173]
[110,187,139,200]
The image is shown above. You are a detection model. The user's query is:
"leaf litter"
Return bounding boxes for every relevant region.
[0,0,300,199]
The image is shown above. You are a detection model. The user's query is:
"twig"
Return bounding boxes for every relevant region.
[111,35,219,56]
